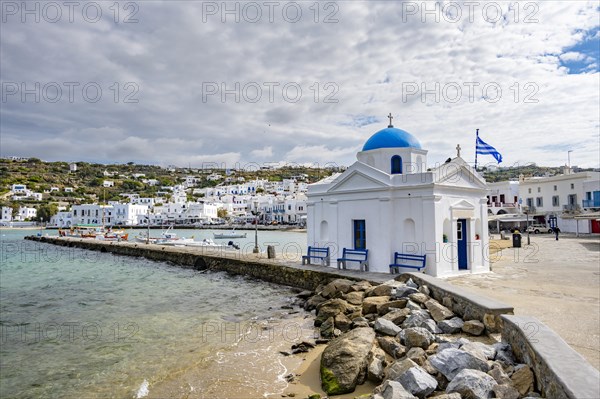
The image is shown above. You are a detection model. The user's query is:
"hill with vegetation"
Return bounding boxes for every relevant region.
[0,157,338,211]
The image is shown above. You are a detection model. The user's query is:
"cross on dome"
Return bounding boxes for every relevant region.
[387,113,393,128]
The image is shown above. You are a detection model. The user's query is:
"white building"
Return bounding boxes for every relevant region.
[307,122,490,277]
[69,163,77,172]
[112,204,150,225]
[519,169,600,234]
[17,207,37,221]
[50,211,73,228]
[1,206,13,222]
[11,184,27,193]
[103,180,114,188]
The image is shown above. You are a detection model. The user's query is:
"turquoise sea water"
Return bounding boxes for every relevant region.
[0,229,312,398]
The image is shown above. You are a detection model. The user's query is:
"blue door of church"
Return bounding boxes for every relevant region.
[353,220,366,250]
[457,219,468,270]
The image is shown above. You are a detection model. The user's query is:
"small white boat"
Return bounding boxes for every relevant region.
[213,230,247,239]
[181,238,236,249]
[135,225,192,245]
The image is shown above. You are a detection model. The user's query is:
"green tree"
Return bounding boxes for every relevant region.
[35,203,58,222]
[217,208,228,219]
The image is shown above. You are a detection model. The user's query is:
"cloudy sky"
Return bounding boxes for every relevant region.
[1,1,599,169]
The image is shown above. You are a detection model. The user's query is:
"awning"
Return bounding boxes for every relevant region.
[488,214,530,222]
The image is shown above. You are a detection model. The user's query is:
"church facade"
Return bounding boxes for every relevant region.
[306,120,490,277]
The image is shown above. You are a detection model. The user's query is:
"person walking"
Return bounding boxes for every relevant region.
[553,226,561,240]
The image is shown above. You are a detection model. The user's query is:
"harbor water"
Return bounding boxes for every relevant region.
[0,228,313,398]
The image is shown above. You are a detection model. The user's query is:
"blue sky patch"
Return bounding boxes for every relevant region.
[559,27,599,74]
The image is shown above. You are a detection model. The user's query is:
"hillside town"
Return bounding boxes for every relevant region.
[2,159,599,234]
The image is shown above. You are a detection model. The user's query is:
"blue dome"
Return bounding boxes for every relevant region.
[362,126,421,151]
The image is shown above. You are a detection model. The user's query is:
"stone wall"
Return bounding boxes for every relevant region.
[398,272,514,333]
[501,315,600,399]
[26,236,368,290]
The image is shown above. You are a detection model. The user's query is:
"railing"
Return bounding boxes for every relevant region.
[582,199,600,208]
[563,204,581,212]
[488,202,517,208]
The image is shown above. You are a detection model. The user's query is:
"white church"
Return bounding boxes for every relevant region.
[306,116,490,277]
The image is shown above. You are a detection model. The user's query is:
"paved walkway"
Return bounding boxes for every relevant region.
[447,234,600,370]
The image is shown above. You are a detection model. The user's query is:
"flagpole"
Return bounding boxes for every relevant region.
[474,129,479,170]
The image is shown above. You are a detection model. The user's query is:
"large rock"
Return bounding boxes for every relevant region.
[429,348,490,380]
[424,299,454,322]
[316,298,351,324]
[320,317,336,338]
[374,318,402,336]
[418,284,430,295]
[406,347,427,366]
[405,300,422,311]
[371,283,397,297]
[380,380,417,399]
[408,292,430,304]
[493,342,516,366]
[420,319,442,334]
[386,358,418,380]
[305,294,327,311]
[510,364,534,396]
[462,319,485,336]
[488,363,512,385]
[382,308,411,325]
[345,291,365,305]
[403,327,435,350]
[368,345,387,382]
[363,296,391,315]
[393,286,419,299]
[402,310,432,329]
[378,299,408,315]
[351,280,372,292]
[334,313,353,332]
[368,356,386,383]
[397,365,438,398]
[438,317,464,334]
[321,279,355,298]
[460,341,496,361]
[352,317,370,329]
[431,394,460,399]
[405,278,419,288]
[377,336,406,359]
[446,369,497,398]
[493,384,520,399]
[320,327,376,395]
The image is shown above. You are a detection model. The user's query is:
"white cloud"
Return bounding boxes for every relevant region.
[1,1,598,168]
[250,146,273,158]
[560,52,587,62]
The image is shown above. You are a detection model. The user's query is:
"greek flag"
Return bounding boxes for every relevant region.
[476,135,503,163]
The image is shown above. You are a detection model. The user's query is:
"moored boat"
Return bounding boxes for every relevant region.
[213,230,247,239]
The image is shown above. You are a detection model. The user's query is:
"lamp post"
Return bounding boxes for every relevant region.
[525,211,530,245]
[252,201,260,253]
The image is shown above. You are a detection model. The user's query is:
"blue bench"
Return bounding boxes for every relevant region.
[389,253,426,274]
[337,248,369,271]
[302,246,330,266]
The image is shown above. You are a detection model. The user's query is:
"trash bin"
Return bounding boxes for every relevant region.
[267,245,276,259]
[512,233,521,248]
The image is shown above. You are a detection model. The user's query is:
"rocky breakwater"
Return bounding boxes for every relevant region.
[299,278,541,399]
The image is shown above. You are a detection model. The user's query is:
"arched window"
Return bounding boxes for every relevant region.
[391,155,402,174]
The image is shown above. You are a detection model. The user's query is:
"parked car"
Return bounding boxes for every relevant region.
[526,224,553,234]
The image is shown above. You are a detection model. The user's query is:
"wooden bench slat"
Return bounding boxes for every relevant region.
[302,246,330,266]
[389,252,426,274]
